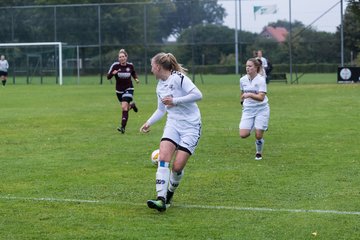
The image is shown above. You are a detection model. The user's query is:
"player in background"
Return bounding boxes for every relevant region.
[257,50,269,82]
[0,55,9,87]
[257,50,268,70]
[107,49,139,134]
[140,52,202,212]
[239,58,270,160]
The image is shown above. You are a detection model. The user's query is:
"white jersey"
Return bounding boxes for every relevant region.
[260,57,268,68]
[0,60,9,72]
[259,66,267,78]
[240,74,268,108]
[147,71,202,125]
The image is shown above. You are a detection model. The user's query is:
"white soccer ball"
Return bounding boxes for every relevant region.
[151,149,159,165]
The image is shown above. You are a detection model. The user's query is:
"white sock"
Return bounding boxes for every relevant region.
[255,139,264,154]
[156,161,170,199]
[168,170,184,193]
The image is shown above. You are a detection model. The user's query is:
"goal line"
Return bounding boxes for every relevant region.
[0,42,63,85]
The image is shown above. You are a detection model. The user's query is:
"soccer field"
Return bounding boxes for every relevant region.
[1,75,359,239]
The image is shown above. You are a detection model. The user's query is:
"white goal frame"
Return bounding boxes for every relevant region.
[0,42,63,85]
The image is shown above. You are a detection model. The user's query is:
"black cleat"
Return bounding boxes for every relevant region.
[117,127,125,134]
[131,102,138,113]
[147,197,166,212]
[255,153,262,160]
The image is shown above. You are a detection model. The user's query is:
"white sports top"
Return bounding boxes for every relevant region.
[240,74,268,108]
[0,60,9,72]
[147,71,202,125]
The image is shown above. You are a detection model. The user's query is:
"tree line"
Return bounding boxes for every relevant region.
[0,0,358,69]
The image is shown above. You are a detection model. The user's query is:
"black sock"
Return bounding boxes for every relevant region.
[121,110,128,128]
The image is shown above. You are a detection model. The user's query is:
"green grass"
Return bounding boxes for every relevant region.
[1,75,360,239]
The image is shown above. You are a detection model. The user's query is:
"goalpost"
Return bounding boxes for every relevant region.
[0,42,63,85]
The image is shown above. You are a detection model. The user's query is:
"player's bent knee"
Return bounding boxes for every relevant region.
[172,166,184,173]
[239,130,250,138]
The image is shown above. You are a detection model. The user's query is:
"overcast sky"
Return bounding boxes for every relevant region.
[220,0,348,33]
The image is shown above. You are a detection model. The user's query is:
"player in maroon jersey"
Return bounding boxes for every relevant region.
[107,49,140,134]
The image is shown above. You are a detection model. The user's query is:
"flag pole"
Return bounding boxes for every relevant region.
[340,0,344,67]
[239,0,242,74]
[235,0,239,74]
[288,0,293,83]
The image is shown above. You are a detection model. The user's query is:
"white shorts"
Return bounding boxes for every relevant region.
[239,104,270,131]
[162,119,201,155]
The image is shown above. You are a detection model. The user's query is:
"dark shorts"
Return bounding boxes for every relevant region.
[0,71,8,77]
[116,89,134,103]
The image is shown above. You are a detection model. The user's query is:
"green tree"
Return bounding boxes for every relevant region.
[163,0,226,37]
[291,29,338,64]
[250,38,285,64]
[347,0,360,16]
[341,1,360,64]
[176,24,234,65]
[0,0,226,45]
[258,20,307,65]
[237,30,258,63]
[261,20,339,64]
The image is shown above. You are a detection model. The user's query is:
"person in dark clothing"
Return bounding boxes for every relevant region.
[107,49,139,134]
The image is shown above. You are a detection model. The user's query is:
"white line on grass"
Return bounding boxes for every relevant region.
[1,195,360,216]
[180,204,360,216]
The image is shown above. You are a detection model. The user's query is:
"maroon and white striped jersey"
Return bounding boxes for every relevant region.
[107,62,138,92]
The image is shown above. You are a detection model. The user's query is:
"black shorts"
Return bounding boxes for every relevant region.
[116,89,134,103]
[0,71,8,77]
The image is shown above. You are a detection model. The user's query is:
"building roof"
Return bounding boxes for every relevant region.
[260,26,288,42]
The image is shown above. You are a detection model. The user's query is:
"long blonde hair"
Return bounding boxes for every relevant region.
[151,52,187,74]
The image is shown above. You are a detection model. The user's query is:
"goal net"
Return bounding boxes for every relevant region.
[0,42,64,85]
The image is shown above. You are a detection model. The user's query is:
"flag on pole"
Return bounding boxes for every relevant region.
[254,5,278,20]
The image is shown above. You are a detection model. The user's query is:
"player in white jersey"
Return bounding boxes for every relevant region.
[140,52,202,212]
[0,55,9,87]
[239,58,270,160]
[257,50,269,82]
[257,50,268,69]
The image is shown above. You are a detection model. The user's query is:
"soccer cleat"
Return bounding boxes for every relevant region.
[165,190,174,208]
[255,153,262,160]
[130,102,138,112]
[117,127,125,134]
[147,197,166,212]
